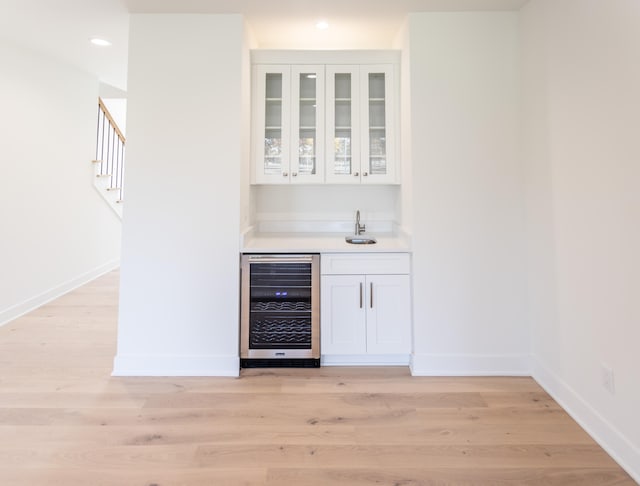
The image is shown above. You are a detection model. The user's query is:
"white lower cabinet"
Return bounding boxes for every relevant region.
[321,253,411,363]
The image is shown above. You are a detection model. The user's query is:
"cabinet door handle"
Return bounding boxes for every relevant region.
[370,282,373,308]
[292,172,297,177]
[363,172,368,177]
[354,172,359,177]
[359,282,363,308]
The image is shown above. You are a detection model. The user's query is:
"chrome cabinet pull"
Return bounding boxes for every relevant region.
[359,282,363,308]
[354,172,359,177]
[292,172,298,177]
[282,172,288,177]
[363,172,368,177]
[370,282,373,308]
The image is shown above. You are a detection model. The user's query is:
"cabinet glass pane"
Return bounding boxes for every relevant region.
[333,73,352,175]
[368,73,387,175]
[265,73,283,99]
[264,73,283,176]
[299,73,317,98]
[299,100,316,127]
[335,100,351,128]
[334,129,352,175]
[297,73,317,175]
[335,73,351,98]
[299,128,316,175]
[369,72,386,99]
[264,128,282,175]
[369,129,386,175]
[369,100,385,128]
[265,100,282,127]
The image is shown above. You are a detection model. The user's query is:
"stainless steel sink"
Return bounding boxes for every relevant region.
[345,236,377,245]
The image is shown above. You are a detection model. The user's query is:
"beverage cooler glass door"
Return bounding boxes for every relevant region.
[240,254,320,367]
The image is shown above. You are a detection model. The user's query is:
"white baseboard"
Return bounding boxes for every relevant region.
[409,353,531,376]
[112,354,240,377]
[321,354,411,366]
[0,259,120,327]
[532,358,640,484]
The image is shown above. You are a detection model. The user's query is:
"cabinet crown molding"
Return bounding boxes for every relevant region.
[251,49,400,65]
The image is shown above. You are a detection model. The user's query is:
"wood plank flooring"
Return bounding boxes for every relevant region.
[0,270,635,485]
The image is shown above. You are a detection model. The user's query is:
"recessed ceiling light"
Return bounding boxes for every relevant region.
[90,37,112,47]
[315,20,329,30]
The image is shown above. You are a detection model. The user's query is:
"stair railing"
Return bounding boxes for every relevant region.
[94,97,125,204]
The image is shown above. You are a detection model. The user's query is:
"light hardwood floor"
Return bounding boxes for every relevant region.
[0,270,635,485]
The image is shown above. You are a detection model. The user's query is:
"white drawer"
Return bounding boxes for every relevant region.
[321,253,410,275]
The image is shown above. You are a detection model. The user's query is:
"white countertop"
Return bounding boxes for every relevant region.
[241,231,411,253]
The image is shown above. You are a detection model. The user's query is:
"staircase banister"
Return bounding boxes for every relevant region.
[98,97,126,144]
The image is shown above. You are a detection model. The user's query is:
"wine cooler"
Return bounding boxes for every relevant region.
[240,254,320,368]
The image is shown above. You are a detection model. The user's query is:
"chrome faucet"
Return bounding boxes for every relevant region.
[355,209,366,235]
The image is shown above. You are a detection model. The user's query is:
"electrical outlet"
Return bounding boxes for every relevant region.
[601,363,615,395]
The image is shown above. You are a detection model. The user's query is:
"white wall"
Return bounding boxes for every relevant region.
[252,185,400,232]
[240,24,257,234]
[406,12,528,375]
[0,39,121,326]
[521,0,640,479]
[394,20,413,234]
[101,98,127,136]
[114,14,246,376]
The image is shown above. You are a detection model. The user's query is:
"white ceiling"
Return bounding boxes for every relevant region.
[0,0,529,91]
[0,0,130,90]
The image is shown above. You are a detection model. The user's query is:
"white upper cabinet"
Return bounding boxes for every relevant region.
[251,52,399,185]
[326,65,396,184]
[291,66,325,183]
[253,65,325,184]
[361,65,396,184]
[253,65,291,184]
[325,66,360,183]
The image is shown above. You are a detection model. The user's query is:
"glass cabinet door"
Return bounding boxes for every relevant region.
[325,66,360,183]
[290,66,324,183]
[253,65,291,184]
[360,65,395,183]
[252,62,397,185]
